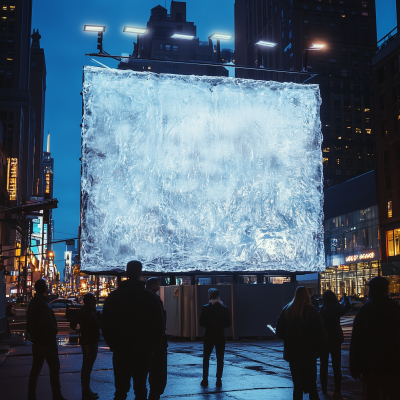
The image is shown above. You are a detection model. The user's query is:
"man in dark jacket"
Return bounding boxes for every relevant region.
[146,277,167,400]
[102,261,165,400]
[27,279,66,400]
[350,276,400,400]
[199,288,231,387]
[78,293,100,400]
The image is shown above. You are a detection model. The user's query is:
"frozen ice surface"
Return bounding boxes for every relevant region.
[81,66,323,273]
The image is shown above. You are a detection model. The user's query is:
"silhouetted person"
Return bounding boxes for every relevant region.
[78,293,100,400]
[102,261,165,400]
[27,279,67,400]
[199,288,231,388]
[276,286,327,400]
[319,290,350,397]
[146,277,167,400]
[350,276,400,400]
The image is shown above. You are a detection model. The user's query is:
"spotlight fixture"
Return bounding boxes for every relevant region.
[209,33,233,41]
[123,26,147,34]
[308,43,325,50]
[255,40,278,47]
[83,25,106,32]
[171,33,194,40]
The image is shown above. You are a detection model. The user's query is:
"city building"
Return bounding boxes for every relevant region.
[42,132,54,249]
[64,240,78,288]
[234,0,377,188]
[118,1,229,77]
[372,1,400,294]
[320,171,383,297]
[30,28,46,196]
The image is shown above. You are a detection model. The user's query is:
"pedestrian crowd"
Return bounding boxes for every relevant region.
[26,260,400,400]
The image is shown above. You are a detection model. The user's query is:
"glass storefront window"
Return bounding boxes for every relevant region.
[386,228,400,257]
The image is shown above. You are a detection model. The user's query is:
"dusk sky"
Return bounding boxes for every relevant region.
[32,0,396,273]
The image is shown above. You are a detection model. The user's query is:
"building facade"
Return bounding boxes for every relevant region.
[372,2,400,294]
[320,171,381,296]
[234,0,377,188]
[42,132,54,250]
[118,1,229,77]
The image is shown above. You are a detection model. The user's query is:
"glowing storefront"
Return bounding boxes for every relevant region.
[320,171,381,297]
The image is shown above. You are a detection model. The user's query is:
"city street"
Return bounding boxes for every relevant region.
[1,313,363,400]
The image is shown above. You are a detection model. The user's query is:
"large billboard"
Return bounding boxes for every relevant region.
[81,67,324,273]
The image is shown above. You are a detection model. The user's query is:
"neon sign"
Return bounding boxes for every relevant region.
[345,252,375,263]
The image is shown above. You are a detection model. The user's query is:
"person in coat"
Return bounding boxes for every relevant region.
[350,276,400,400]
[199,288,231,388]
[146,277,168,400]
[102,261,165,400]
[319,290,350,397]
[27,279,67,400]
[78,293,101,400]
[276,286,327,400]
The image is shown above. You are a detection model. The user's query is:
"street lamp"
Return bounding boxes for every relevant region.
[123,26,148,58]
[255,40,278,68]
[303,43,325,72]
[83,25,106,53]
[209,33,233,64]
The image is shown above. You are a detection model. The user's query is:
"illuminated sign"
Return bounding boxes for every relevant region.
[7,158,18,201]
[338,265,349,270]
[45,173,51,194]
[345,252,375,263]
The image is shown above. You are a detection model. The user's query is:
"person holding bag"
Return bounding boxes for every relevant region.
[319,290,350,398]
[276,286,327,400]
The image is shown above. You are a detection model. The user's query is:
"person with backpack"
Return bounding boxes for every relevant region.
[77,293,101,400]
[276,286,327,400]
[27,279,67,400]
[319,290,350,398]
[199,288,231,388]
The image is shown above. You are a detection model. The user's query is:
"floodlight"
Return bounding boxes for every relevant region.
[123,26,147,34]
[210,33,233,41]
[255,40,278,47]
[308,43,325,50]
[84,25,106,32]
[171,33,194,40]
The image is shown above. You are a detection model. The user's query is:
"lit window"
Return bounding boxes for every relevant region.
[365,128,371,134]
[362,12,368,16]
[356,128,362,134]
[165,45,171,51]
[173,45,178,51]
[148,66,151,70]
[362,1,368,7]
[387,228,400,256]
[323,157,329,166]
[322,147,330,152]
[336,158,341,165]
[388,201,393,218]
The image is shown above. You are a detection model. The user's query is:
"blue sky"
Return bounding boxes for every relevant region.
[32,0,396,274]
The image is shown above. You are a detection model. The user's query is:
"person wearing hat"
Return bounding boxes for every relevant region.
[27,279,67,400]
[78,293,101,400]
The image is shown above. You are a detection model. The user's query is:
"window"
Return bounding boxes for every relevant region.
[352,48,358,54]
[385,176,392,191]
[362,12,368,16]
[336,169,343,176]
[384,149,390,165]
[367,159,374,167]
[323,157,330,166]
[336,158,342,165]
[346,158,353,166]
[365,128,372,135]
[165,45,171,51]
[173,46,178,51]
[323,147,330,152]
[362,1,368,7]
[341,69,348,77]
[159,44,163,50]
[388,201,393,218]
[387,229,400,256]
[330,58,336,63]
[316,6,321,10]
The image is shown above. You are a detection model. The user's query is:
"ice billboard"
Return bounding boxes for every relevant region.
[81,66,324,273]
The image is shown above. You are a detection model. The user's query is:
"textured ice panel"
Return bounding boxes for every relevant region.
[81,66,323,273]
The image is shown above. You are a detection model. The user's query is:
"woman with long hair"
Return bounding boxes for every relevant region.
[319,290,350,398]
[276,286,327,400]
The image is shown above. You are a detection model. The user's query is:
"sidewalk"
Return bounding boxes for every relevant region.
[0,336,363,400]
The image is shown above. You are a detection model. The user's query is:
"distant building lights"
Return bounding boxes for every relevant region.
[171,33,194,40]
[123,26,147,34]
[255,40,278,47]
[83,25,106,32]
[210,33,233,40]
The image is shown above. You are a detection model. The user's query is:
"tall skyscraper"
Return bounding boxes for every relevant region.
[119,1,229,77]
[234,0,377,187]
[43,132,54,249]
[30,28,46,196]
